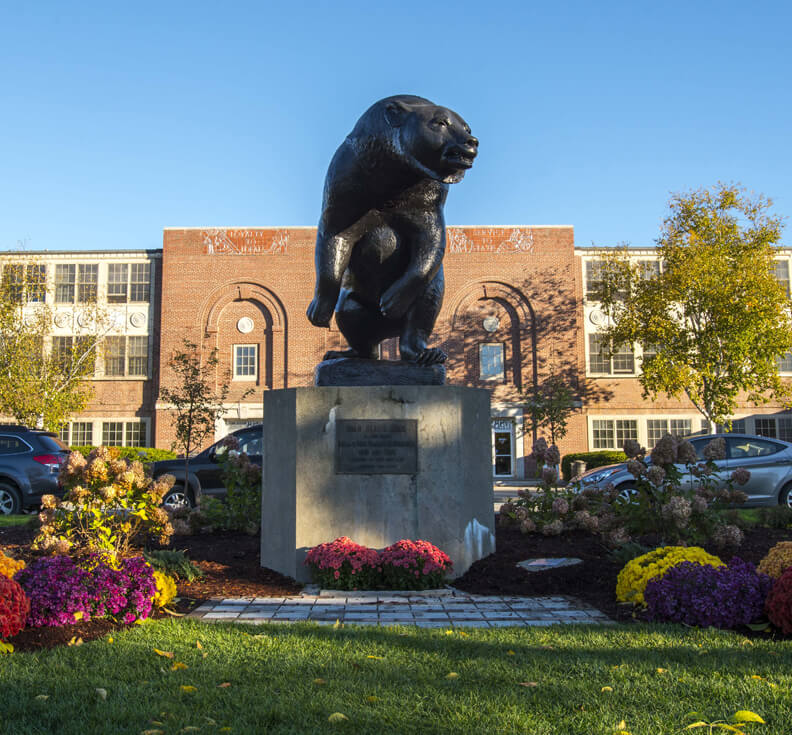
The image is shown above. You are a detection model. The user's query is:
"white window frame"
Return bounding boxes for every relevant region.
[233,344,258,381]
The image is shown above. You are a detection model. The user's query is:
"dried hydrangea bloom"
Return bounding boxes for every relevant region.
[623,439,644,459]
[692,496,708,513]
[627,459,645,478]
[607,527,631,546]
[676,440,698,465]
[544,445,561,466]
[541,466,558,485]
[532,437,548,462]
[40,494,57,510]
[703,437,726,461]
[514,506,528,521]
[650,434,678,466]
[661,496,692,528]
[731,467,750,486]
[541,519,563,536]
[519,518,536,534]
[646,465,666,487]
[551,497,569,515]
[572,494,589,511]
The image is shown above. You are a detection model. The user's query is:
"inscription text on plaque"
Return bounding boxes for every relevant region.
[335,419,418,474]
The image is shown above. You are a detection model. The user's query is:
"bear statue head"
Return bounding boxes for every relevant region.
[352,95,479,185]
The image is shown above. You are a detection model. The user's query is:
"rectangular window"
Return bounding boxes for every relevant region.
[670,419,692,437]
[52,335,73,371]
[234,344,258,380]
[718,418,747,434]
[58,425,69,443]
[71,422,93,445]
[107,263,128,303]
[588,334,610,373]
[77,264,98,303]
[642,343,658,365]
[2,264,24,303]
[104,336,126,377]
[615,420,638,447]
[778,418,792,443]
[127,336,148,377]
[755,418,777,439]
[129,263,151,302]
[27,264,46,302]
[102,422,124,446]
[778,353,792,372]
[585,260,604,295]
[612,343,635,374]
[125,421,146,447]
[774,260,790,297]
[638,259,660,280]
[647,419,668,447]
[592,419,615,449]
[55,264,75,303]
[479,343,505,381]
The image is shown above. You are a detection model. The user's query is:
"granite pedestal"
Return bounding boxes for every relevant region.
[260,385,495,582]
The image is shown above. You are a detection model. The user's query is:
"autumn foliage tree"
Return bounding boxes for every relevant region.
[593,183,792,427]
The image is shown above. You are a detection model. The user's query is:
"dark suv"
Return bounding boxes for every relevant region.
[151,424,263,509]
[0,425,71,515]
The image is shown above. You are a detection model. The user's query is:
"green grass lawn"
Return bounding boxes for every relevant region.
[2,620,791,735]
[0,514,34,529]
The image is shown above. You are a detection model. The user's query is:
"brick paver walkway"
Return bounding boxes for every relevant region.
[188,588,611,628]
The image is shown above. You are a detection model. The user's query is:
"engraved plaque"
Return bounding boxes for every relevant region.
[335,419,417,474]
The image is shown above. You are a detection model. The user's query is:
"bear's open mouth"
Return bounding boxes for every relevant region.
[443,151,476,169]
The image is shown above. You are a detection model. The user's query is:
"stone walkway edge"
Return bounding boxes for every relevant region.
[187,586,612,628]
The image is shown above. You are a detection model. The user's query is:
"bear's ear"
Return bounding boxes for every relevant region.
[384,100,411,128]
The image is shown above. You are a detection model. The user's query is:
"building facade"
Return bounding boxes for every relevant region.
[4,227,791,479]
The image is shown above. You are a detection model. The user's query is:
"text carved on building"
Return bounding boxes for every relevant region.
[201,229,289,255]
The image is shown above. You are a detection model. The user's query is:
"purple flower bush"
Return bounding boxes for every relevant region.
[644,557,773,629]
[15,554,157,627]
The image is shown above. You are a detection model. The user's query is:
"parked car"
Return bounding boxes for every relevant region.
[151,424,263,510]
[569,433,792,508]
[0,425,71,515]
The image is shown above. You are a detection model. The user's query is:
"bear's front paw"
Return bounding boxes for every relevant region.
[379,288,412,321]
[307,297,334,327]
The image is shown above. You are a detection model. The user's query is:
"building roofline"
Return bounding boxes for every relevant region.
[1,249,162,257]
[164,224,575,230]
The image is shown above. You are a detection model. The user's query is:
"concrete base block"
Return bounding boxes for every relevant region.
[260,385,495,583]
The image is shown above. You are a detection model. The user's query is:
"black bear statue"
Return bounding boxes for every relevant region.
[306,95,478,367]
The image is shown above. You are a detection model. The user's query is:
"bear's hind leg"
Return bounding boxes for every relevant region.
[332,289,399,360]
[398,270,446,365]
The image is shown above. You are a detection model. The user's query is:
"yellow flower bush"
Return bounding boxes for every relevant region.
[616,546,723,605]
[0,550,25,579]
[152,570,177,609]
[757,541,792,579]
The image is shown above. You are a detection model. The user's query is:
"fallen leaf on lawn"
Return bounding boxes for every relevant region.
[601,686,613,692]
[444,630,454,635]
[217,682,232,688]
[313,678,326,685]
[332,619,342,629]
[149,722,164,727]
[107,637,114,644]
[457,631,468,637]
[656,668,668,674]
[328,713,348,723]
[154,648,174,659]
[203,718,217,726]
[179,728,200,733]
[35,695,49,701]
[731,710,765,724]
[67,636,83,647]
[445,672,459,680]
[180,685,197,693]
[507,650,515,656]
[201,652,208,659]
[170,662,188,671]
[366,696,379,703]
[518,682,538,687]
[366,655,383,660]
[540,645,554,650]
[96,688,107,700]
[195,640,203,649]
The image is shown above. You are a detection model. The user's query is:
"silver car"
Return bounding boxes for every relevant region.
[570,433,792,508]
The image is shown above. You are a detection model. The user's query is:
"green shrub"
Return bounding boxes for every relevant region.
[561,451,627,481]
[143,549,203,582]
[70,446,178,463]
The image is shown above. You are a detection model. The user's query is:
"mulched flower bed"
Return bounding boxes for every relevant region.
[3,519,791,651]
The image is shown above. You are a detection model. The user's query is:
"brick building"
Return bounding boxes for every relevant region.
[5,227,792,480]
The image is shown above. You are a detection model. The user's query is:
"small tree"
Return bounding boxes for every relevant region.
[158,339,240,487]
[593,183,792,427]
[0,258,106,429]
[524,373,576,445]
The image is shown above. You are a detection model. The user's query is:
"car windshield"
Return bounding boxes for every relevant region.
[38,434,69,452]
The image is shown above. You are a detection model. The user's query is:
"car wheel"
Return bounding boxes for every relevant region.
[163,485,193,511]
[0,483,22,515]
[616,484,638,505]
[779,482,792,509]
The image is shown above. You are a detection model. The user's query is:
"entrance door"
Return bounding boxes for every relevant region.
[492,419,514,477]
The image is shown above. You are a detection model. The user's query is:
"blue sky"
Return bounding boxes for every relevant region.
[1,1,790,252]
